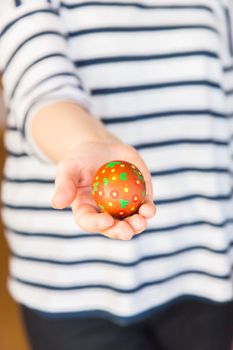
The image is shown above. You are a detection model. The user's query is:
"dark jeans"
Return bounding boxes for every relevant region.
[21,299,233,350]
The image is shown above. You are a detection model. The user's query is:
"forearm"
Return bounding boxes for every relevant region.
[30,101,122,163]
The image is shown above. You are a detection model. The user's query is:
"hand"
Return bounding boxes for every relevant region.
[51,139,157,240]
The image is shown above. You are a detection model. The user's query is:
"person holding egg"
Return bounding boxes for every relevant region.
[0,0,233,349]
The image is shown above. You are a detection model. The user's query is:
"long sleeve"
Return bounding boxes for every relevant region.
[0,0,93,162]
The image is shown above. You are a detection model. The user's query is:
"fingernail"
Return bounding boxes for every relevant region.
[51,194,57,208]
[51,193,62,208]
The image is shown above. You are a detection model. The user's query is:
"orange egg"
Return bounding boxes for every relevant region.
[91,160,146,219]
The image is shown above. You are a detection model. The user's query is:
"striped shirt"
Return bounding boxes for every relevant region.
[0,0,233,324]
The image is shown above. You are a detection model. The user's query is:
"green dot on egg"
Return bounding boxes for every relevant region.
[120,172,127,181]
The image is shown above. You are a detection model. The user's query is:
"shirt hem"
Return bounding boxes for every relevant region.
[18,294,233,326]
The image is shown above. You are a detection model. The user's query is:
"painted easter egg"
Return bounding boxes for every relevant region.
[91,160,146,219]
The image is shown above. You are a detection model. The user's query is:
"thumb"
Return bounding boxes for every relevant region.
[51,156,80,209]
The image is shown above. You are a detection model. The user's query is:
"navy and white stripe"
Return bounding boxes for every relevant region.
[0,0,233,324]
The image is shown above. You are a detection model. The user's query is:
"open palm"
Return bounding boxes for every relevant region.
[51,140,156,240]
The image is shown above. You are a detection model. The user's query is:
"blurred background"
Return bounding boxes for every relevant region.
[0,90,29,350]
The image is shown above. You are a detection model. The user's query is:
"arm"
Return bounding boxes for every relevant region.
[30,101,157,240]
[29,101,122,163]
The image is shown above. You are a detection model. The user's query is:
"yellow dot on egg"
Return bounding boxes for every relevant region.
[112,176,117,180]
[102,169,106,174]
[99,191,103,196]
[131,165,136,169]
[111,169,116,173]
[108,202,113,207]
[95,176,99,180]
[119,211,124,215]
[120,164,125,167]
[136,180,140,184]
[124,187,129,193]
[130,207,135,211]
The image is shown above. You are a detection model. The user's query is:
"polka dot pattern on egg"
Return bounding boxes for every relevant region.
[91,160,146,219]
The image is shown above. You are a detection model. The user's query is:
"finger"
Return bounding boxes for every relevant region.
[51,157,80,209]
[139,199,157,219]
[99,219,135,240]
[73,203,115,232]
[124,213,148,234]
